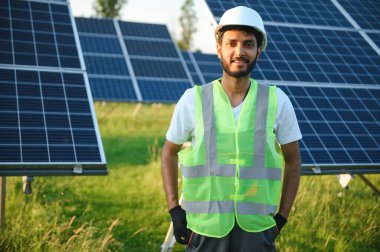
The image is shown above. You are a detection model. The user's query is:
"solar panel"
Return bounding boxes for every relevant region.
[76,18,194,102]
[181,51,204,85]
[75,17,137,102]
[187,51,221,83]
[0,0,106,175]
[2,0,81,68]
[282,85,380,172]
[119,21,193,102]
[198,0,380,174]
[337,0,380,30]
[205,0,353,27]
[257,26,380,85]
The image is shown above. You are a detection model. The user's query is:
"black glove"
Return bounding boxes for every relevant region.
[273,213,287,233]
[169,206,191,245]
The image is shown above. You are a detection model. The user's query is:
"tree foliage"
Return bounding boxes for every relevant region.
[93,0,127,18]
[178,0,197,50]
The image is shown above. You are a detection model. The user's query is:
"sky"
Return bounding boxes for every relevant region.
[70,0,216,54]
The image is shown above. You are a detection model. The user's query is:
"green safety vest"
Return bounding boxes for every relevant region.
[178,78,284,238]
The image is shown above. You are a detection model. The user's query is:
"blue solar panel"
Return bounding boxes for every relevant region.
[75,17,137,101]
[79,36,122,54]
[131,59,188,79]
[118,20,192,101]
[281,85,380,165]
[118,21,172,39]
[205,0,353,27]
[76,18,193,102]
[188,52,221,83]
[0,0,81,68]
[258,26,380,85]
[0,0,106,175]
[0,69,105,170]
[84,56,129,75]
[76,17,116,34]
[89,77,136,101]
[125,40,179,58]
[337,0,380,30]
[181,51,203,85]
[138,80,191,103]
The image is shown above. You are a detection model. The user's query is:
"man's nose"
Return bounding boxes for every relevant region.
[234,43,244,56]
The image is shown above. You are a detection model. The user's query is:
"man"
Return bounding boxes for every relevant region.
[162,6,301,251]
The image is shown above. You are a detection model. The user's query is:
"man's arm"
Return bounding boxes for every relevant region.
[162,140,192,245]
[161,140,183,210]
[278,140,301,219]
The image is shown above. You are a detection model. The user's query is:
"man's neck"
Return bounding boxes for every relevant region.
[220,74,251,107]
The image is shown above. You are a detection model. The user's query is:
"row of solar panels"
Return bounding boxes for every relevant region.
[74,15,380,172]
[75,17,380,103]
[0,0,379,175]
[2,0,379,104]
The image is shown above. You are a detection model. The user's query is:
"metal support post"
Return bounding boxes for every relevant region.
[358,174,380,197]
[0,177,6,229]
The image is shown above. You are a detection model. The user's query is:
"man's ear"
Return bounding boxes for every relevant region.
[216,43,222,59]
[257,48,262,60]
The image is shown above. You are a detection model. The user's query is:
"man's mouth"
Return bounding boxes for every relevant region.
[232,58,249,64]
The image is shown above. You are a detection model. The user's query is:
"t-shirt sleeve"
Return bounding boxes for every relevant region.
[166,88,195,145]
[276,88,302,145]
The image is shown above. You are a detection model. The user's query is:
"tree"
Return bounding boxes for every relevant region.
[93,0,127,18]
[178,0,197,50]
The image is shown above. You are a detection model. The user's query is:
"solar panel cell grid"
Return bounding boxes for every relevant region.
[1,0,82,69]
[79,36,122,54]
[207,0,353,27]
[89,78,137,101]
[0,69,102,164]
[119,21,171,39]
[131,59,187,79]
[138,80,191,103]
[125,39,179,58]
[260,25,380,85]
[337,0,380,30]
[281,85,380,165]
[75,17,116,34]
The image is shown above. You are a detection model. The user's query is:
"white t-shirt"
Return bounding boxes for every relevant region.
[166,85,302,146]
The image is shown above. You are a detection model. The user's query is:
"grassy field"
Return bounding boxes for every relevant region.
[0,102,379,252]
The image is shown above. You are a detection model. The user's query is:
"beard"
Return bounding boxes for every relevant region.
[220,54,258,78]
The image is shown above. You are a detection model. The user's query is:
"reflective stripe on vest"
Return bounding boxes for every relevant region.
[183,200,277,216]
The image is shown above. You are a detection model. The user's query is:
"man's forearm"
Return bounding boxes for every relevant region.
[278,163,301,219]
[161,141,182,210]
[278,140,301,219]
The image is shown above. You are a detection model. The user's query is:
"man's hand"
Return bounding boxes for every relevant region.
[273,213,287,234]
[169,206,191,245]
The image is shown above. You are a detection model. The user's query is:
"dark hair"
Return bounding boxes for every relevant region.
[217,25,263,48]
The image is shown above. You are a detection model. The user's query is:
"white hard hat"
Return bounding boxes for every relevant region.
[215,6,267,51]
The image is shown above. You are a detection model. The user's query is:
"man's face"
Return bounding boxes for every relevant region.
[217,29,261,78]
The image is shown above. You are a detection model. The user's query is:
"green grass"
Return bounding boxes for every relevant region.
[0,102,379,251]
